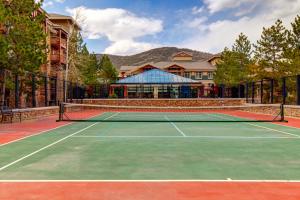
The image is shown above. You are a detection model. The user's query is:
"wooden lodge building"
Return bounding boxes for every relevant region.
[0,7,80,108]
[114,52,221,98]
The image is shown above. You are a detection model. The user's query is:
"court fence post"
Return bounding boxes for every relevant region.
[251,82,255,103]
[282,77,286,105]
[296,75,300,105]
[260,80,263,104]
[245,82,249,103]
[44,75,48,106]
[32,73,36,108]
[15,74,19,109]
[270,79,274,104]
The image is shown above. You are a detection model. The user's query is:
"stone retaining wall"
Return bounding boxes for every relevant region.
[242,104,300,119]
[0,106,59,123]
[71,98,247,107]
[1,100,300,123]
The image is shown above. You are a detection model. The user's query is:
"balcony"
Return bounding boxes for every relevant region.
[50,53,66,64]
[0,25,6,34]
[61,39,67,48]
[50,54,60,63]
[50,37,67,49]
[60,54,67,64]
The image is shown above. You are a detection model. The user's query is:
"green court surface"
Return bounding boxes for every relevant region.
[0,112,300,180]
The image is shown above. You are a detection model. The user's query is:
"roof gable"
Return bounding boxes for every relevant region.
[173,51,193,58]
[117,69,198,84]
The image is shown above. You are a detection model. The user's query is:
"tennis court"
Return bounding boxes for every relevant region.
[1,104,300,181]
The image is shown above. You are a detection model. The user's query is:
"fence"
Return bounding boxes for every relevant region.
[1,68,300,108]
[0,68,67,109]
[245,75,300,105]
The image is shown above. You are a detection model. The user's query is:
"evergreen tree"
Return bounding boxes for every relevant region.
[214,33,252,86]
[232,33,253,81]
[0,0,47,104]
[81,47,99,85]
[285,15,300,75]
[98,55,118,84]
[253,19,289,79]
[67,30,85,83]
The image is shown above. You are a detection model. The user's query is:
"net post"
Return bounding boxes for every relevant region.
[58,102,64,121]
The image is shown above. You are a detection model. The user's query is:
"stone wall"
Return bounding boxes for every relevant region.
[71,98,247,107]
[0,106,59,123]
[1,100,300,123]
[241,104,300,119]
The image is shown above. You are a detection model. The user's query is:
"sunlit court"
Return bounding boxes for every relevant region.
[1,0,300,199]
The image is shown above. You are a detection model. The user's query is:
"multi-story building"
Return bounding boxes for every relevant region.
[115,52,221,98]
[0,6,79,108]
[119,52,219,91]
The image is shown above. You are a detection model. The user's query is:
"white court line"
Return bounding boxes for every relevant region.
[1,179,300,183]
[0,112,120,172]
[164,116,186,137]
[71,135,295,139]
[209,114,300,138]
[0,112,104,148]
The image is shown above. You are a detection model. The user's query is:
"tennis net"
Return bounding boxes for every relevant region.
[57,103,287,123]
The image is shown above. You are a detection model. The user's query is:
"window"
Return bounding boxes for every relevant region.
[208,72,213,80]
[184,72,191,78]
[196,72,203,79]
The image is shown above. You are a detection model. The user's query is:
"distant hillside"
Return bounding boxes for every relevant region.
[95,47,214,69]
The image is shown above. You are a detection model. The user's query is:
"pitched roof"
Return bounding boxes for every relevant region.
[117,69,198,84]
[119,61,216,73]
[172,51,193,57]
[48,13,81,30]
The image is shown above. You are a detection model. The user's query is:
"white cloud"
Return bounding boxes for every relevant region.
[42,1,54,8]
[66,6,163,55]
[192,6,204,15]
[42,0,64,8]
[180,0,300,53]
[104,40,160,55]
[203,0,255,13]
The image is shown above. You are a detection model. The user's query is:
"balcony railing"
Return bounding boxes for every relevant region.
[50,37,59,46]
[51,54,67,64]
[0,25,6,34]
[50,37,67,49]
[61,39,67,48]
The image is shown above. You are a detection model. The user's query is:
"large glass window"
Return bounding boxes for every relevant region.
[208,72,213,80]
[196,72,203,79]
[184,72,191,78]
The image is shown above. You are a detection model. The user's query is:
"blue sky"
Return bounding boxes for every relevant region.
[43,0,300,55]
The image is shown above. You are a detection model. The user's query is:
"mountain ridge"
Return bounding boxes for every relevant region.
[95,47,215,69]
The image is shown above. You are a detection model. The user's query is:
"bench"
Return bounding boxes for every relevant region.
[0,106,22,123]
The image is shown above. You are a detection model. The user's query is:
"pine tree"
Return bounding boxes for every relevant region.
[254,19,289,79]
[81,47,99,85]
[286,15,300,75]
[214,33,252,86]
[214,48,240,86]
[232,33,252,82]
[99,55,118,84]
[0,0,47,105]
